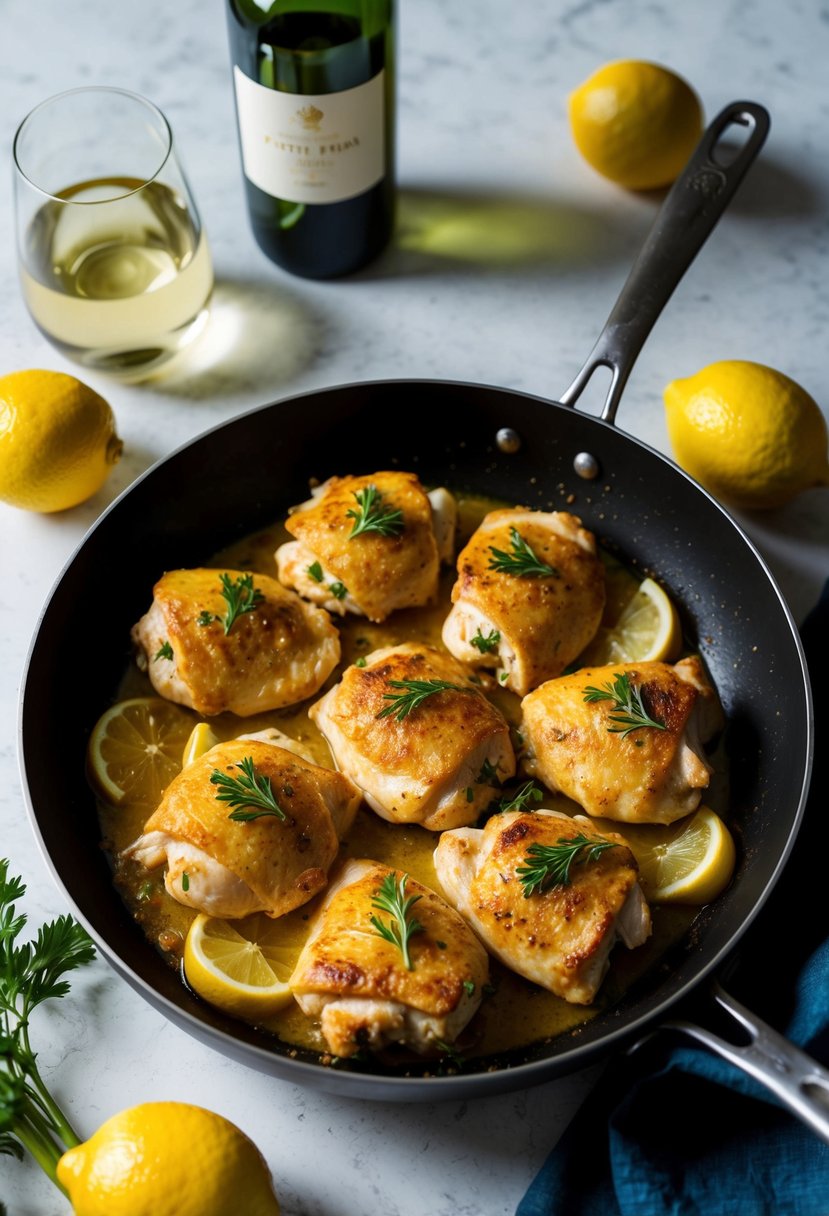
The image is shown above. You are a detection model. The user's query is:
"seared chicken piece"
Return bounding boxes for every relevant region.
[434,809,651,1005]
[132,567,340,716]
[123,739,360,918]
[275,471,455,622]
[521,656,722,824]
[442,509,605,696]
[310,643,515,831]
[290,859,489,1057]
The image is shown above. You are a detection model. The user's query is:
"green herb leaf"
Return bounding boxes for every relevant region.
[376,678,477,722]
[470,627,501,654]
[346,485,404,539]
[307,561,324,583]
[465,787,474,803]
[153,641,174,662]
[354,656,367,668]
[498,671,510,684]
[516,834,619,897]
[217,572,264,635]
[181,872,190,892]
[488,528,559,578]
[476,759,499,785]
[329,580,348,601]
[210,756,287,822]
[196,610,215,627]
[496,781,543,814]
[463,979,475,996]
[582,671,666,737]
[369,872,424,971]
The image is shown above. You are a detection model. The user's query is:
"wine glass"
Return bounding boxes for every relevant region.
[13,87,213,380]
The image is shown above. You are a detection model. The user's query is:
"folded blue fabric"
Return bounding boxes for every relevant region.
[517,581,829,1216]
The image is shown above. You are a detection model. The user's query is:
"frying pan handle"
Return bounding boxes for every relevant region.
[558,100,770,424]
[660,981,829,1144]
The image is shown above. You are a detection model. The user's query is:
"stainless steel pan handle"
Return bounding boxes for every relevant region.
[653,982,829,1144]
[559,100,770,423]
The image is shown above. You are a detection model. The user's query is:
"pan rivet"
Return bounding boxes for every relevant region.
[496,427,521,454]
[574,451,600,480]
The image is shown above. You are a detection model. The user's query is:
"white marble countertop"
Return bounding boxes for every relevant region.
[1,1,827,1212]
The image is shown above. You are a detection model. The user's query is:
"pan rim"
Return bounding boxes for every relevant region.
[17,376,815,1099]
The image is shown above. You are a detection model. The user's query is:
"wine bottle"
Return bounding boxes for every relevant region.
[226,0,395,279]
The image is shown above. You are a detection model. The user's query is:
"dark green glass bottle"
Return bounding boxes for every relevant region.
[226,0,395,278]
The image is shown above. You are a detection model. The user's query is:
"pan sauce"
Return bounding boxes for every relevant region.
[101,495,701,1062]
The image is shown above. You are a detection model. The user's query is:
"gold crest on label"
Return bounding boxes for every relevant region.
[297,104,324,131]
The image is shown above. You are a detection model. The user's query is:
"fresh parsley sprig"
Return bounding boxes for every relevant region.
[376,678,477,722]
[582,671,666,737]
[0,860,95,1192]
[488,529,559,578]
[199,573,264,635]
[347,485,404,539]
[516,835,619,897]
[369,872,424,971]
[210,756,287,822]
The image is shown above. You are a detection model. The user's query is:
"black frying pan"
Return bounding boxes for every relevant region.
[20,102,829,1132]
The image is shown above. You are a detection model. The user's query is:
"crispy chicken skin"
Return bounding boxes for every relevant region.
[290,859,489,1057]
[309,643,515,831]
[434,810,651,1005]
[275,471,455,622]
[132,567,340,716]
[442,509,605,696]
[123,739,360,919]
[520,656,722,824]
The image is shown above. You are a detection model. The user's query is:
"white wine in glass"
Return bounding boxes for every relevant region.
[14,89,212,379]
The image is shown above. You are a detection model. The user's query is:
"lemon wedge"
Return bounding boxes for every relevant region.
[581,576,682,665]
[183,913,300,1021]
[616,806,736,904]
[181,721,221,767]
[87,697,194,807]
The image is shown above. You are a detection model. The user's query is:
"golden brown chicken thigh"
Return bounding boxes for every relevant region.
[123,739,360,918]
[442,509,605,696]
[275,471,455,622]
[310,643,515,830]
[132,567,340,716]
[520,656,722,824]
[290,859,489,1056]
[434,809,651,1004]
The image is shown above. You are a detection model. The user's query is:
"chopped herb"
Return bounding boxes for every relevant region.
[376,678,477,722]
[470,627,501,654]
[196,610,214,627]
[181,872,190,892]
[210,756,287,822]
[488,528,559,578]
[217,572,264,635]
[497,781,543,814]
[369,872,423,971]
[346,484,405,539]
[436,940,447,950]
[582,671,666,737]
[498,671,510,684]
[282,784,294,797]
[136,880,156,903]
[354,656,367,668]
[476,758,499,785]
[463,979,476,996]
[329,580,348,600]
[435,1039,465,1070]
[465,787,474,803]
[153,640,174,662]
[307,561,324,583]
[517,834,619,897]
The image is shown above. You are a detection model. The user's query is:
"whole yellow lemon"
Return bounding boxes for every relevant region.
[57,1101,281,1216]
[0,369,122,512]
[664,360,829,509]
[568,60,703,190]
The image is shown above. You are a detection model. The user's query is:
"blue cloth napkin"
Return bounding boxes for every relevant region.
[517,581,829,1216]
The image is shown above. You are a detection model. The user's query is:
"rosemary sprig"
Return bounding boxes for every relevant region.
[516,834,619,897]
[153,641,173,662]
[497,781,543,813]
[582,671,666,737]
[470,627,501,654]
[488,528,559,578]
[217,572,264,635]
[346,485,404,539]
[369,872,424,971]
[376,678,476,721]
[210,756,287,822]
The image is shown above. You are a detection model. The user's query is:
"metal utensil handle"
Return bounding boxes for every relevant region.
[559,100,770,423]
[663,982,829,1144]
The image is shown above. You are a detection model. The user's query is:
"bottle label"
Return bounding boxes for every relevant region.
[233,66,385,205]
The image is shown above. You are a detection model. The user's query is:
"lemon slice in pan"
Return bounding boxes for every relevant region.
[617,806,736,904]
[582,576,682,665]
[184,913,299,1021]
[88,697,193,807]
